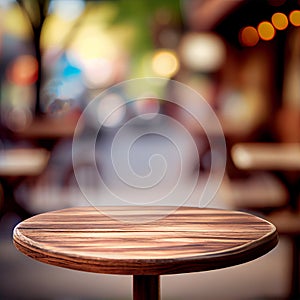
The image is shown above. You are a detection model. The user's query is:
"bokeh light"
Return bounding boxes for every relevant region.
[7,55,38,86]
[239,26,259,47]
[272,12,288,30]
[40,14,76,49]
[81,58,115,89]
[289,10,300,26]
[151,50,179,78]
[49,0,85,21]
[5,107,33,132]
[257,21,276,41]
[180,33,226,72]
[70,26,120,61]
[3,4,32,37]
[133,98,160,120]
[97,94,126,128]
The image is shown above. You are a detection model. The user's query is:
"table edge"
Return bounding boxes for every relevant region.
[13,207,278,275]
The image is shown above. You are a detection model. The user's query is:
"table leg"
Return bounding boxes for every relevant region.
[290,237,300,299]
[133,275,160,300]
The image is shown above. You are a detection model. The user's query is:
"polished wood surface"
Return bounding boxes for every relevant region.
[13,206,277,276]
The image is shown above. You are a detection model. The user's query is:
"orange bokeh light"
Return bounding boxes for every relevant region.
[7,55,38,85]
[289,10,300,26]
[257,21,276,41]
[272,12,288,30]
[239,26,259,47]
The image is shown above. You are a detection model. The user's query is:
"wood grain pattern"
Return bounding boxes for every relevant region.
[13,206,278,275]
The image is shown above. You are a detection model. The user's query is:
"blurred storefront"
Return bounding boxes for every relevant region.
[0,1,300,299]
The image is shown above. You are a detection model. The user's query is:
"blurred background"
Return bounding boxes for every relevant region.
[0,0,299,299]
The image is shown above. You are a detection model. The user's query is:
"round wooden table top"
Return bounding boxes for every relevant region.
[13,206,278,276]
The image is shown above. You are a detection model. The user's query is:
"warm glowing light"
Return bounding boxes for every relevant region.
[239,26,259,47]
[290,10,300,26]
[3,5,32,37]
[272,12,288,30]
[180,33,226,72]
[152,50,179,78]
[41,14,75,49]
[97,94,126,128]
[231,145,252,169]
[70,26,119,60]
[7,55,38,85]
[257,21,276,41]
[82,58,115,89]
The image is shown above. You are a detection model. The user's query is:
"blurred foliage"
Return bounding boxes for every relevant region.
[109,0,182,55]
[14,0,182,53]
[6,0,183,113]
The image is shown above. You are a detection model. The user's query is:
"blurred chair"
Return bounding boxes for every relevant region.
[229,138,300,299]
[0,148,50,220]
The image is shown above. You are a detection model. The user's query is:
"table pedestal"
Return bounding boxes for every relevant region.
[133,275,160,300]
[291,237,300,299]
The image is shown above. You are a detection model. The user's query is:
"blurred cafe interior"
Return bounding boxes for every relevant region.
[0,0,300,299]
